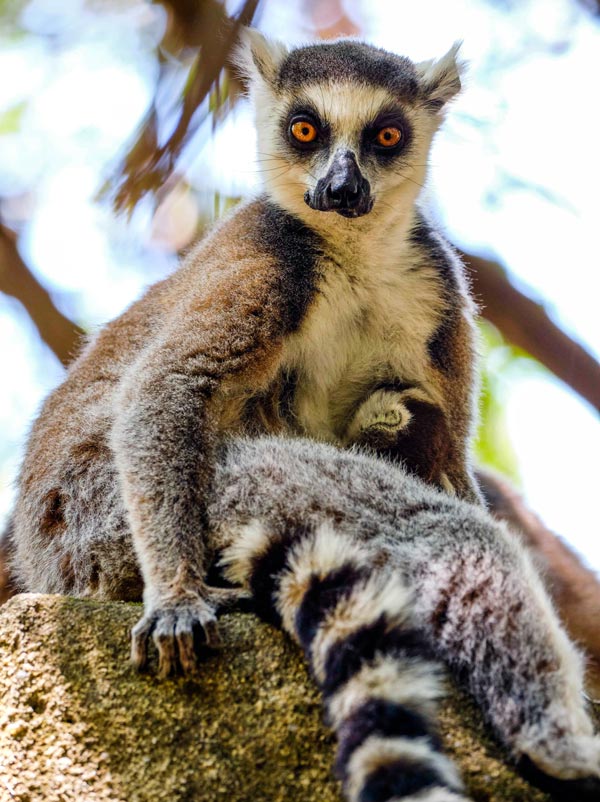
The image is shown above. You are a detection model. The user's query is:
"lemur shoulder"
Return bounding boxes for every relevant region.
[11,33,479,659]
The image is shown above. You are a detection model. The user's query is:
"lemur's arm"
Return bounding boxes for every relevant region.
[111,270,286,676]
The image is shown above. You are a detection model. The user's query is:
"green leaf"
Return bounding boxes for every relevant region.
[0,101,27,135]
[474,321,521,483]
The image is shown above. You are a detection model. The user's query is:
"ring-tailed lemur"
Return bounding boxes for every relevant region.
[4,30,599,801]
[7,435,600,801]
[9,32,481,660]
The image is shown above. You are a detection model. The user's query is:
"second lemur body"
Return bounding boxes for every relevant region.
[7,436,600,801]
[10,35,479,662]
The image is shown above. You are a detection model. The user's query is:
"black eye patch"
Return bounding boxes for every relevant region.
[280,105,330,153]
[362,108,413,161]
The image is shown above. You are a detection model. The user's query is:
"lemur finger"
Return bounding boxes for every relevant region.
[174,613,199,675]
[130,613,157,671]
[202,617,222,649]
[208,586,251,613]
[153,612,178,678]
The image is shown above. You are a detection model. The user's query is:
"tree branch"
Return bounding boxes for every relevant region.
[461,249,600,412]
[0,225,84,367]
[107,0,261,214]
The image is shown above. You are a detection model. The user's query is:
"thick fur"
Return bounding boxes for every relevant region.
[10,36,480,661]
[9,435,600,800]
[478,469,600,698]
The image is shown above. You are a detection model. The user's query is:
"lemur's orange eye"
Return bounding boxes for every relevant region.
[291,120,318,143]
[376,126,402,147]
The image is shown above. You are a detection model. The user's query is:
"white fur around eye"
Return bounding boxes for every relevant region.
[251,73,448,241]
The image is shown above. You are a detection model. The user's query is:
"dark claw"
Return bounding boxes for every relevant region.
[203,618,222,649]
[130,612,157,671]
[175,619,197,675]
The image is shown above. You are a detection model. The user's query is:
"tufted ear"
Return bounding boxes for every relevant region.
[234,27,288,87]
[416,42,465,112]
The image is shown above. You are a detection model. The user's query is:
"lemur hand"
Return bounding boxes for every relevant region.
[342,387,463,496]
[130,585,245,677]
[344,388,414,445]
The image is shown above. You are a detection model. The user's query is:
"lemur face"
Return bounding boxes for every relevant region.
[237,34,463,232]
[281,81,411,219]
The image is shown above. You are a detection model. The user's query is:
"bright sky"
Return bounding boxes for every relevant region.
[0,0,599,572]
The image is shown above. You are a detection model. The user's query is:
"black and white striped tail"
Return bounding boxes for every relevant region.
[220,521,470,802]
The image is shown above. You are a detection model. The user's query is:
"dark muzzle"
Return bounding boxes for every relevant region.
[304,151,373,219]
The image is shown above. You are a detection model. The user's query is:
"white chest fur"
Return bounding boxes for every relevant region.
[283,242,445,442]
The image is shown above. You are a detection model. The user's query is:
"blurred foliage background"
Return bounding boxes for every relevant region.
[0,0,599,568]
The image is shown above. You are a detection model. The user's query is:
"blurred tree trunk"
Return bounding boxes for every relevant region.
[463,251,600,412]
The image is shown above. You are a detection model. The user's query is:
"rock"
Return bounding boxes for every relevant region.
[0,594,556,802]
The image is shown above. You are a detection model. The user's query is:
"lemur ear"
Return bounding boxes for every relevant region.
[234,27,288,87]
[416,42,464,111]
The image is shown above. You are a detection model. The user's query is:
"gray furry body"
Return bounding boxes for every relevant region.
[8,435,600,801]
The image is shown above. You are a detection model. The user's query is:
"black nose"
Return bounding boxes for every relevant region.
[305,150,372,218]
[326,172,360,209]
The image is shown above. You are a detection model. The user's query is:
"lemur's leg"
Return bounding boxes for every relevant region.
[342,387,479,503]
[403,505,600,798]
[220,520,471,802]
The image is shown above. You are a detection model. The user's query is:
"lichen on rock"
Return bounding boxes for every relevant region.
[0,593,560,801]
